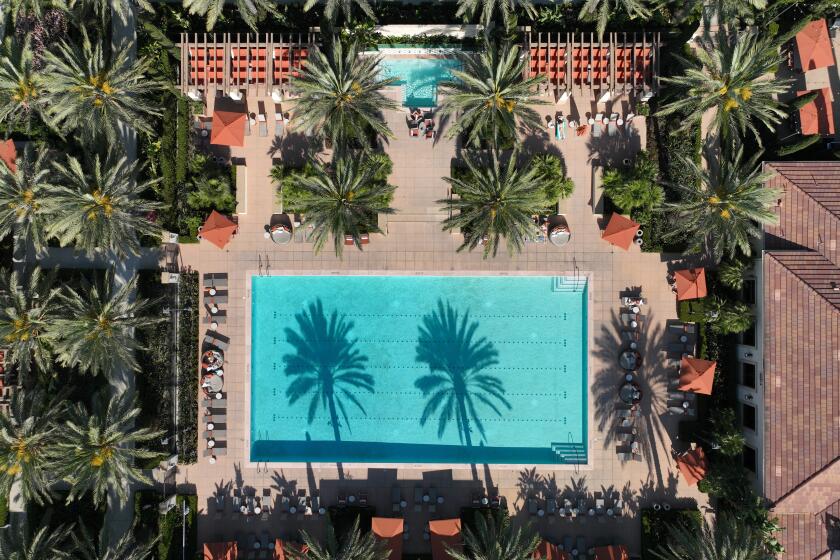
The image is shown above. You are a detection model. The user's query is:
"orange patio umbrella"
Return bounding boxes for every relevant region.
[199,210,238,249]
[0,139,16,172]
[673,268,707,300]
[593,545,630,560]
[533,540,572,559]
[678,356,717,395]
[795,19,835,71]
[429,518,462,560]
[372,517,403,560]
[211,109,246,146]
[676,446,709,486]
[798,88,835,136]
[203,542,237,560]
[602,213,640,250]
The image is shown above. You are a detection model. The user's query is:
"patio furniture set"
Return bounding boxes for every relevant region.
[548,111,636,139]
[665,323,698,416]
[202,273,230,463]
[526,490,625,523]
[407,108,437,139]
[614,295,645,461]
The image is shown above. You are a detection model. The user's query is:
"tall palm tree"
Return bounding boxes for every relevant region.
[439,43,546,147]
[55,393,162,507]
[579,0,651,41]
[42,33,161,144]
[0,267,59,378]
[415,300,509,447]
[293,42,397,146]
[0,521,74,560]
[49,272,161,378]
[657,27,791,146]
[653,512,766,560]
[292,516,391,560]
[455,0,535,28]
[0,37,47,134]
[0,388,65,506]
[49,150,162,258]
[439,149,544,258]
[71,523,156,560]
[666,145,778,262]
[283,299,373,442]
[5,0,68,23]
[182,0,277,31]
[0,145,58,256]
[448,510,540,560]
[293,153,395,257]
[303,0,374,23]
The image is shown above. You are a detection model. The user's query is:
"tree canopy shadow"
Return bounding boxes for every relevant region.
[586,126,643,168]
[282,299,374,442]
[414,300,510,448]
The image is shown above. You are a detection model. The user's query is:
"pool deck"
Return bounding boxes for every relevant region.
[173,87,709,555]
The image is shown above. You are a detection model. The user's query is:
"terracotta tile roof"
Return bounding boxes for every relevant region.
[774,499,840,560]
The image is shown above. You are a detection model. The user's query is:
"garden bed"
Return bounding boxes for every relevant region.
[641,507,702,559]
[177,270,200,464]
[134,490,198,559]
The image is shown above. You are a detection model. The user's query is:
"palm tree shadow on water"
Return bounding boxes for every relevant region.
[282,299,374,444]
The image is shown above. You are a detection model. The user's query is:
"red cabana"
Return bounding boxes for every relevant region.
[593,545,630,560]
[678,356,717,395]
[795,19,835,71]
[210,109,246,146]
[372,517,403,560]
[673,268,707,300]
[0,139,16,172]
[533,540,572,559]
[798,88,835,136]
[199,210,238,249]
[676,446,709,486]
[203,542,237,560]
[602,213,640,250]
[429,518,462,560]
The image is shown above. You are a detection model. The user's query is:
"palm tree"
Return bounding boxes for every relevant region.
[439,43,546,147]
[0,389,65,506]
[447,510,540,560]
[292,516,391,560]
[49,272,161,378]
[0,521,74,560]
[439,149,544,258]
[55,393,162,507]
[653,512,765,560]
[71,522,156,560]
[293,153,396,257]
[0,37,47,134]
[303,0,374,23]
[0,267,59,378]
[415,300,509,447]
[182,0,277,31]
[293,42,397,146]
[42,33,161,144]
[665,145,778,262]
[657,27,791,146]
[5,0,68,23]
[0,145,58,256]
[283,299,373,442]
[579,0,650,41]
[455,0,535,28]
[49,150,162,258]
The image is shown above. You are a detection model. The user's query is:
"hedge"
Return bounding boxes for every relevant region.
[177,271,199,464]
[0,487,7,527]
[134,491,198,560]
[176,96,190,184]
[641,508,702,559]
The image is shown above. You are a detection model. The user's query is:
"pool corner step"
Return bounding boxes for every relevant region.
[550,441,588,464]
[552,277,587,293]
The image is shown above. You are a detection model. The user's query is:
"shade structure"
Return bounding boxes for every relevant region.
[429,518,462,560]
[533,539,572,559]
[200,210,238,249]
[203,542,237,560]
[602,213,640,250]
[798,88,835,136]
[795,19,835,71]
[679,356,717,395]
[593,545,630,560]
[0,139,16,172]
[372,517,403,560]
[674,268,707,300]
[676,446,709,486]
[210,109,246,146]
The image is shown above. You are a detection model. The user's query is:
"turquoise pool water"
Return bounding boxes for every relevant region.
[379,57,461,107]
[250,276,588,464]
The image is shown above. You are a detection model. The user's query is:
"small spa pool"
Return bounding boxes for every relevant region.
[378,56,461,107]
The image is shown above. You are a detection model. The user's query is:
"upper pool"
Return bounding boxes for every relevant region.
[250,275,588,465]
[378,56,461,107]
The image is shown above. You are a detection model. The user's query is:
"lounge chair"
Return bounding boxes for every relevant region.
[279,495,290,520]
[608,114,617,136]
[358,491,368,506]
[392,486,402,513]
[576,537,586,557]
[563,536,574,552]
[563,499,574,518]
[546,494,557,516]
[213,445,227,455]
[414,486,423,512]
[595,497,605,516]
[204,430,226,439]
[428,487,437,513]
[338,492,347,507]
[527,497,539,515]
[312,495,321,514]
[592,122,602,137]
[620,313,639,323]
[667,342,686,354]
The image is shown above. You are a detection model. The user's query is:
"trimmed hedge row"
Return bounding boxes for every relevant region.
[177,271,199,464]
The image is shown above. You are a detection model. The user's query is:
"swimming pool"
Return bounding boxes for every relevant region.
[378,57,461,107]
[250,275,588,465]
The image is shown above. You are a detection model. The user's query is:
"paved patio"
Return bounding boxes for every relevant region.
[173,85,708,556]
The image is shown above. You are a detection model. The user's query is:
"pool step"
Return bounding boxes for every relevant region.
[552,277,587,292]
[550,441,588,464]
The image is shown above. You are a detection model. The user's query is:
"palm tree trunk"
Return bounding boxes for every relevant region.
[328,396,342,442]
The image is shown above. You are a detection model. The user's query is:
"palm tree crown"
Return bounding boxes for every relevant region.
[439,43,546,147]
[49,150,161,258]
[579,0,651,41]
[292,516,391,560]
[292,152,395,257]
[42,34,161,144]
[55,393,162,507]
[303,0,374,23]
[72,522,156,560]
[0,37,47,133]
[455,0,535,28]
[666,145,779,262]
[657,27,791,146]
[0,145,58,255]
[182,0,277,31]
[448,510,540,560]
[440,149,545,258]
[653,512,766,560]
[294,42,397,146]
[0,521,74,560]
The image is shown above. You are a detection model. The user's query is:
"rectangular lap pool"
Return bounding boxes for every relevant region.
[250,275,588,465]
[378,56,461,107]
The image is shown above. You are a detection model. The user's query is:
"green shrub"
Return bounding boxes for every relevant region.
[0,487,7,526]
[636,103,650,117]
[678,298,707,323]
[176,96,190,183]
[641,508,702,559]
[177,271,199,464]
[186,178,236,214]
[708,297,754,334]
[777,134,821,156]
[603,151,663,213]
[718,259,747,291]
[707,407,746,457]
[532,153,575,209]
[789,90,818,111]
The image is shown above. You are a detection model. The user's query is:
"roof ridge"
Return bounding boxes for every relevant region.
[765,251,840,312]
[771,457,840,514]
[766,162,840,222]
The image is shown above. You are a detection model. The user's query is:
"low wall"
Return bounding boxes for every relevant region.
[374,24,484,38]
